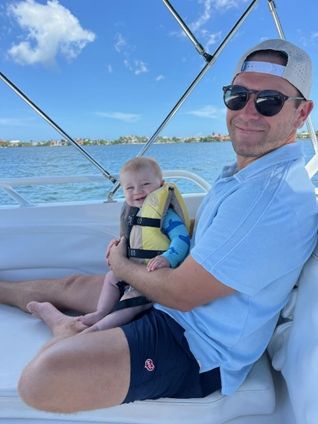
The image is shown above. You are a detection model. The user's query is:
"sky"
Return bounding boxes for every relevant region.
[0,0,317,142]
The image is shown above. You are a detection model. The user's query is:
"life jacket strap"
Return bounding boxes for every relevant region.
[110,295,152,313]
[128,215,161,228]
[128,248,166,259]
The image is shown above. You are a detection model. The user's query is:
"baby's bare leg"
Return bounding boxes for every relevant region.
[82,288,153,333]
[0,274,104,314]
[78,271,121,326]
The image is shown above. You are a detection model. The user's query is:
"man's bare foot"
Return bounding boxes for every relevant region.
[77,311,105,326]
[27,301,87,337]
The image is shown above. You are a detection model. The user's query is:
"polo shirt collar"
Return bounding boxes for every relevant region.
[220,142,304,181]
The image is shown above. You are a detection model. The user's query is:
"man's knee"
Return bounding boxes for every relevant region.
[62,274,105,301]
[18,353,58,412]
[64,274,104,290]
[63,274,87,289]
[19,329,131,413]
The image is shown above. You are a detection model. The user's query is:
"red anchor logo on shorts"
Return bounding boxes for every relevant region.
[145,359,155,371]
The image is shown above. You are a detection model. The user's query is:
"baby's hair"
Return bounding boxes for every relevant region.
[120,157,163,181]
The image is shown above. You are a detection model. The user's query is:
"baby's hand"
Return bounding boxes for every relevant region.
[147,256,170,272]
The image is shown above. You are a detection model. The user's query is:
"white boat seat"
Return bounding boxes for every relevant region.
[0,206,276,423]
[268,241,318,423]
[0,303,275,424]
[0,222,112,281]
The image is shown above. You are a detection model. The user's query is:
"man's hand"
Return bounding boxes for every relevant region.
[105,238,121,265]
[108,236,128,272]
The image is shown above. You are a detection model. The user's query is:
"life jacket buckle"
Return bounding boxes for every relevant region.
[128,215,134,227]
[129,249,137,257]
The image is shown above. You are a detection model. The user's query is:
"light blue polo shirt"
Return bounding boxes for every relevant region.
[155,142,318,395]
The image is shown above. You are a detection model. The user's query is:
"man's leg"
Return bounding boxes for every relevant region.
[18,302,130,413]
[0,274,104,314]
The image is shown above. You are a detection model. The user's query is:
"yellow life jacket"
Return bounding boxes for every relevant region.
[120,182,190,265]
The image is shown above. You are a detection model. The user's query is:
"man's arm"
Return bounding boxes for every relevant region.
[108,237,235,312]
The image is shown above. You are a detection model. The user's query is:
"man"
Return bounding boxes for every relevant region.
[3,39,317,413]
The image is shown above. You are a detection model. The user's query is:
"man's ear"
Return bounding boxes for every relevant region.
[161,179,165,186]
[295,100,314,129]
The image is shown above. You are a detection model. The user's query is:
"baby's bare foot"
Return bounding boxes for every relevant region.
[78,311,105,326]
[80,325,100,334]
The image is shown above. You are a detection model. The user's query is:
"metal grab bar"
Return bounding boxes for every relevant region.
[0,185,35,207]
[0,175,115,186]
[163,170,211,192]
[0,175,116,208]
[0,170,210,207]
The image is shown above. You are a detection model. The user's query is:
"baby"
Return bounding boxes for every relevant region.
[78,157,190,333]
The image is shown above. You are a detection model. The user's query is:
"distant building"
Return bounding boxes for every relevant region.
[211,134,230,141]
[298,131,310,139]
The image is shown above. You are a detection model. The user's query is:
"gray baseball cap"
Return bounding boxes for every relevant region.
[232,39,312,100]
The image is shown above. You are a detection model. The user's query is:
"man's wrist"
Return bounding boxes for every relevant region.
[113,256,130,280]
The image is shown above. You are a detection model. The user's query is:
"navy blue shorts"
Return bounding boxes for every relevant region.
[120,308,221,404]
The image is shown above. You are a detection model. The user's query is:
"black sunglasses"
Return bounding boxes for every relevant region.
[222,85,305,117]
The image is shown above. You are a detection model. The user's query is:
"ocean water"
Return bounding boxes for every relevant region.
[0,141,316,205]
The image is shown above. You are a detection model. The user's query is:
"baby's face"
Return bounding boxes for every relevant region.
[121,168,163,208]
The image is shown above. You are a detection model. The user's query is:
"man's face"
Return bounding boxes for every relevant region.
[226,70,305,169]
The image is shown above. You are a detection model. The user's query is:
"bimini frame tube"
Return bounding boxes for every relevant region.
[107,0,260,199]
[0,72,117,184]
[162,0,212,62]
[267,0,318,154]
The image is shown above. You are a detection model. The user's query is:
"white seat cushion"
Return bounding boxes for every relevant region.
[0,303,275,424]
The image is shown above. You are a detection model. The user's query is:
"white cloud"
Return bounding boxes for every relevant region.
[7,0,95,67]
[175,0,246,51]
[156,75,165,81]
[124,59,133,71]
[114,32,149,75]
[191,0,213,33]
[114,33,127,52]
[0,117,35,126]
[107,64,113,73]
[96,112,141,123]
[124,59,148,75]
[186,105,226,119]
[200,29,222,47]
[210,0,246,10]
[134,60,148,75]
[299,31,318,47]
